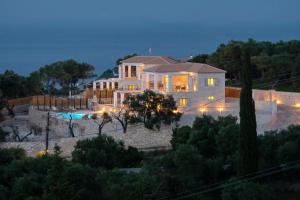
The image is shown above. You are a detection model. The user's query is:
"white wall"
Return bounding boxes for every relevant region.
[177,73,225,112]
[253,89,300,107]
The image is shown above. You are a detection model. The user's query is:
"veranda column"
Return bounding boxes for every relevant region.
[92,81,97,100]
[121,93,125,106]
[118,65,122,79]
[128,65,131,78]
[167,75,172,93]
[106,81,110,90]
[137,66,140,80]
[188,75,193,92]
[100,82,104,90]
[146,74,150,89]
[154,74,158,91]
[93,81,97,102]
[111,82,115,90]
[113,92,118,107]
[122,65,126,78]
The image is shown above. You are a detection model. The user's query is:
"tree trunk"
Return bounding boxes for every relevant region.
[98,125,102,135]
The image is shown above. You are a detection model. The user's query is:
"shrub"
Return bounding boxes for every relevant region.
[171,126,192,149]
[221,181,275,200]
[72,135,143,169]
[0,148,26,166]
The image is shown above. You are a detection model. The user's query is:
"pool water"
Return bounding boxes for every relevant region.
[56,112,93,119]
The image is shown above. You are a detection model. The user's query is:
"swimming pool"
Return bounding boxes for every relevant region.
[56,112,93,119]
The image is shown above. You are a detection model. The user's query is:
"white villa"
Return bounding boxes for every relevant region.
[93,56,226,112]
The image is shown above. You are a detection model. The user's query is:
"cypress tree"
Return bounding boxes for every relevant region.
[239,45,258,176]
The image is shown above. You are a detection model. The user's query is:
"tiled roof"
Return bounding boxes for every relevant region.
[121,56,178,65]
[144,62,226,73]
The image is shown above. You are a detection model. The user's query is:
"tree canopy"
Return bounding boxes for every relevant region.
[124,90,182,130]
[190,39,300,91]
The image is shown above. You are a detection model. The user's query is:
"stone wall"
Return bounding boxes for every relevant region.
[0,124,172,158]
[7,107,173,157]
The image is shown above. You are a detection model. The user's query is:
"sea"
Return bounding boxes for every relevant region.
[1,22,300,76]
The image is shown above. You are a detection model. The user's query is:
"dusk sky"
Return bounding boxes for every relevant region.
[1,0,300,25]
[1,0,300,75]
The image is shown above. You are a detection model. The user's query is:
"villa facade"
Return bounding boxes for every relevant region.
[93,56,226,112]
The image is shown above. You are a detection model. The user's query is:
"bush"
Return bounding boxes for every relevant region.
[259,125,300,168]
[0,128,8,142]
[171,126,192,149]
[99,169,157,200]
[0,148,26,166]
[72,135,143,169]
[221,181,275,200]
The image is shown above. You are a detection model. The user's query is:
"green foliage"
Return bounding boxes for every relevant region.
[98,53,137,79]
[239,45,258,175]
[91,112,112,135]
[191,39,300,90]
[0,148,26,166]
[98,68,118,79]
[45,163,102,200]
[38,59,94,95]
[72,135,143,169]
[171,126,192,149]
[116,53,138,65]
[0,128,8,142]
[0,70,32,98]
[259,125,300,168]
[124,90,182,130]
[189,54,209,63]
[221,181,275,200]
[99,170,157,200]
[0,121,299,199]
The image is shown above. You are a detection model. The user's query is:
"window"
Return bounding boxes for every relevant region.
[114,82,118,89]
[179,98,187,106]
[131,66,137,77]
[208,96,215,101]
[207,78,215,86]
[149,74,154,89]
[125,66,129,77]
[128,84,135,90]
[172,75,188,92]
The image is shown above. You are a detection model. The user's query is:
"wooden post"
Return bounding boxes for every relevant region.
[79,98,82,109]
[99,90,101,104]
[111,90,113,104]
[45,111,50,155]
[37,96,39,110]
[44,95,46,110]
[49,95,52,110]
[86,98,88,109]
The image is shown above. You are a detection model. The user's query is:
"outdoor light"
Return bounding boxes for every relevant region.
[199,107,206,113]
[276,100,282,104]
[295,103,300,108]
[218,107,224,113]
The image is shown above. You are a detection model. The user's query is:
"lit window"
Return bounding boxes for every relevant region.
[207,78,215,86]
[128,84,135,90]
[179,98,187,106]
[208,96,215,101]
